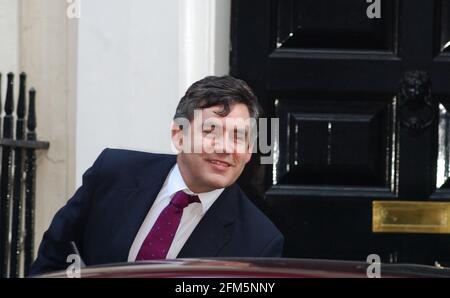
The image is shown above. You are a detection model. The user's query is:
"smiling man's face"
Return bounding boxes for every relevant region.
[172,103,253,193]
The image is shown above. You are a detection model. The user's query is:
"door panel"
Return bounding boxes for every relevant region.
[233,0,450,265]
[275,98,392,187]
[276,0,397,50]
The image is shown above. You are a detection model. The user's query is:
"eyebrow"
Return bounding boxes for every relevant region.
[201,122,249,135]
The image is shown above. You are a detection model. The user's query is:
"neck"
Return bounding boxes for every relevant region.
[176,156,214,194]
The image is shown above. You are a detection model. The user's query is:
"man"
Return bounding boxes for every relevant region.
[30,76,284,275]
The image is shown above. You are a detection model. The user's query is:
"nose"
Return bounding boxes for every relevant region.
[213,131,236,154]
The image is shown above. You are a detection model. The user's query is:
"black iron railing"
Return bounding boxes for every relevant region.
[0,72,49,278]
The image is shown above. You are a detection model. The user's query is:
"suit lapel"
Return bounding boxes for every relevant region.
[177,185,238,258]
[102,154,239,262]
[108,155,177,263]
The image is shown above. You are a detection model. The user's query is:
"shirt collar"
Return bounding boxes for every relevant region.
[164,163,224,215]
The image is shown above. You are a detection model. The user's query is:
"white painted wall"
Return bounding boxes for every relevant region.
[76,0,231,186]
[178,0,231,97]
[0,0,232,272]
[19,0,79,263]
[76,0,179,186]
[0,0,19,88]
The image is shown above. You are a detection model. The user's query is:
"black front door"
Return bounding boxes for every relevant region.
[232,0,450,265]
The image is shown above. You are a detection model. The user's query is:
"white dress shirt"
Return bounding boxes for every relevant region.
[128,163,224,261]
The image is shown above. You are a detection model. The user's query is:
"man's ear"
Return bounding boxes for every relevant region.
[171,121,183,152]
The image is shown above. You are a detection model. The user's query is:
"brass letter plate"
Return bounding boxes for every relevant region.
[373,201,450,234]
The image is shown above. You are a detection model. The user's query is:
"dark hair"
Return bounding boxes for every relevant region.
[174,75,262,121]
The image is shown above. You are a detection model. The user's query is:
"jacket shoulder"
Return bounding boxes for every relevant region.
[102,148,174,162]
[94,148,176,182]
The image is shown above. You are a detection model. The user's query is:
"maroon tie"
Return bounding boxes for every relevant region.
[135,190,200,260]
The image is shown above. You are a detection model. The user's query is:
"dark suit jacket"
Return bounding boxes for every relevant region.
[30,149,284,275]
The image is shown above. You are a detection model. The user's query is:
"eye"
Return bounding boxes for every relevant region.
[203,124,215,133]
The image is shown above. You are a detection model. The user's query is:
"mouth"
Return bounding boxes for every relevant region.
[207,159,232,170]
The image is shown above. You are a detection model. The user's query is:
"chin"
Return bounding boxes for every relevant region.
[206,177,232,189]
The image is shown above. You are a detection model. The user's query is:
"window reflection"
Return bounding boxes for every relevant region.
[441,1,450,52]
[437,104,450,188]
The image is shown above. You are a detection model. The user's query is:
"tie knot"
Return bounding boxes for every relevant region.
[170,190,200,209]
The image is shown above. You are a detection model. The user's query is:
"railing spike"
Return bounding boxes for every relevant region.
[5,73,14,116]
[17,73,26,119]
[27,88,36,136]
